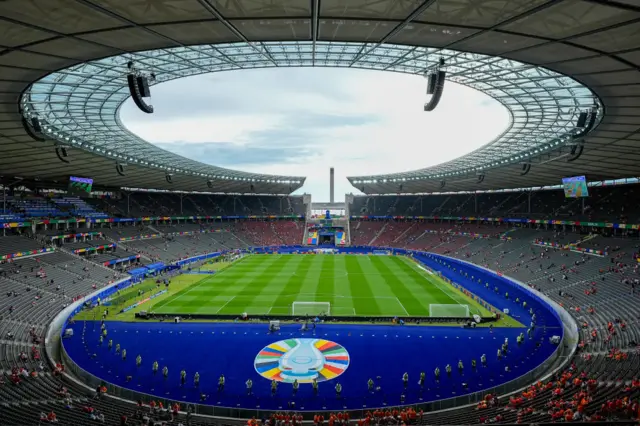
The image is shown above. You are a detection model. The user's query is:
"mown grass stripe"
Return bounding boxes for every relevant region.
[151,275,216,310]
[218,255,296,314]
[271,256,319,312]
[316,256,336,307]
[346,256,382,315]
[368,256,433,316]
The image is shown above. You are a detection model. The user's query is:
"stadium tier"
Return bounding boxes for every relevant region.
[350,185,640,223]
[84,194,306,218]
[5,186,640,224]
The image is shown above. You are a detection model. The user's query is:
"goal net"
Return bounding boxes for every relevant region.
[291,302,331,316]
[429,304,470,318]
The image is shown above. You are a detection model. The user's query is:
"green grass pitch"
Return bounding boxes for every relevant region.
[151,254,492,318]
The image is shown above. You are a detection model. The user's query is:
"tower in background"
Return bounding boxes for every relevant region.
[330,167,335,203]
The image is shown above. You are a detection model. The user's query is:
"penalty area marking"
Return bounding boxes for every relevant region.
[396,297,410,316]
[214,296,236,314]
[281,292,398,301]
[402,257,475,313]
[155,264,240,309]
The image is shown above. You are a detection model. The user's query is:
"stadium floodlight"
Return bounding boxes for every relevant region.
[291,301,330,316]
[429,304,470,318]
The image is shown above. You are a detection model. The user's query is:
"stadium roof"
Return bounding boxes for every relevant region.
[1,0,640,195]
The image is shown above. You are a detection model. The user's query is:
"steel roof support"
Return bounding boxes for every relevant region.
[349,0,438,66]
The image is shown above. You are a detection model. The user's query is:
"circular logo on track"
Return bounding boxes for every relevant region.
[254,338,349,383]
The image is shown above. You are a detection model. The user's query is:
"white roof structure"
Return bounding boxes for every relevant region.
[1,0,639,194]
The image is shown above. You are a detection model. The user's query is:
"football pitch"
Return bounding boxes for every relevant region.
[151,254,491,317]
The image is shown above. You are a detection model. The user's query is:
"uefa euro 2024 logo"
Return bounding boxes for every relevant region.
[254,338,349,383]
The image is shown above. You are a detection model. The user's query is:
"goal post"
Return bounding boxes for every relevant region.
[429,304,470,318]
[291,301,331,316]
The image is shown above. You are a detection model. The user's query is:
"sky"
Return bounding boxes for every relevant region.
[120,68,509,202]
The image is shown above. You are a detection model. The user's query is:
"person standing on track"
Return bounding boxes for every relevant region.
[402,372,409,389]
[246,378,253,395]
[218,374,225,392]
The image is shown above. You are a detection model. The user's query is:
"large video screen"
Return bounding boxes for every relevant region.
[68,176,93,196]
[562,175,589,198]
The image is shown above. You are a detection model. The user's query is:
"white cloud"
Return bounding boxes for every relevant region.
[121,68,508,201]
[126,114,283,145]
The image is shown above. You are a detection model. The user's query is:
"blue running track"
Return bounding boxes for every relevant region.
[64,321,559,410]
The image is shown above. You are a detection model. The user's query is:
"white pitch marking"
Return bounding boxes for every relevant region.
[395,297,410,316]
[214,296,236,314]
